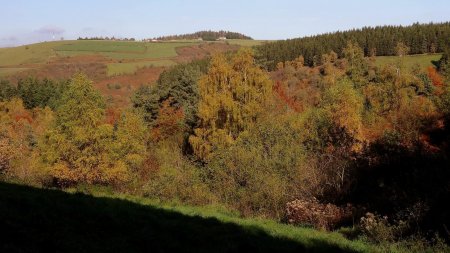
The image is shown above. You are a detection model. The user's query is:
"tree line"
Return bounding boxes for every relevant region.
[77,36,136,41]
[151,30,253,41]
[256,22,450,70]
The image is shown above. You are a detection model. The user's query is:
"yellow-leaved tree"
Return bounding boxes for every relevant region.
[322,79,364,143]
[39,74,147,186]
[189,49,273,161]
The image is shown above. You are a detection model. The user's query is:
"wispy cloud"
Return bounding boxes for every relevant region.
[78,27,109,38]
[36,25,65,35]
[82,27,95,33]
[1,36,18,42]
[0,36,19,47]
[0,25,66,47]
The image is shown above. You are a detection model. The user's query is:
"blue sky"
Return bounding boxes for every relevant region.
[1,0,450,47]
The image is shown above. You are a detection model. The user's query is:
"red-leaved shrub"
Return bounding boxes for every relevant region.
[286,198,354,230]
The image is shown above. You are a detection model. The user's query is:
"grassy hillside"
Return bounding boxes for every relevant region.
[0,40,250,78]
[0,40,243,106]
[225,39,269,47]
[107,60,176,76]
[0,40,199,65]
[375,54,442,70]
[55,40,198,60]
[0,182,377,253]
[0,41,62,66]
[0,40,200,77]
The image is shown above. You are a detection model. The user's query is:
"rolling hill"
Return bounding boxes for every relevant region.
[0,39,266,77]
[0,38,441,107]
[0,40,241,105]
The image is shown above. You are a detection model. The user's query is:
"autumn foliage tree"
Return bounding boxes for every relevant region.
[150,98,185,143]
[342,41,368,85]
[428,66,444,94]
[321,79,364,144]
[110,110,148,173]
[189,49,273,161]
[0,98,53,181]
[0,99,32,174]
[39,74,146,186]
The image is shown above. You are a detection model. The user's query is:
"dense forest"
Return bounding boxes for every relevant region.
[151,30,253,41]
[2,30,450,252]
[256,22,450,69]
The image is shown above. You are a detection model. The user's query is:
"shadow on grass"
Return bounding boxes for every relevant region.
[0,182,358,253]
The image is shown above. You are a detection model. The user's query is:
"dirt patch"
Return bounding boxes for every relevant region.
[51,54,112,64]
[175,43,239,63]
[8,62,107,84]
[6,54,111,83]
[95,66,165,107]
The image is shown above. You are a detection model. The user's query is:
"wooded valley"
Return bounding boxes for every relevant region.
[1,22,450,252]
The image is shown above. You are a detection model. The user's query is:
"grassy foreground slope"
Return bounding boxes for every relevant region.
[0,182,375,253]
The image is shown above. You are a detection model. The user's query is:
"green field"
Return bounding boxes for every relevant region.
[225,39,270,47]
[0,181,381,253]
[55,40,199,60]
[375,54,441,70]
[107,60,176,76]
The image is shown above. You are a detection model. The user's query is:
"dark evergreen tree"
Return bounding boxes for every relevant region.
[16,78,69,109]
[132,58,209,128]
[0,80,17,101]
[153,30,252,41]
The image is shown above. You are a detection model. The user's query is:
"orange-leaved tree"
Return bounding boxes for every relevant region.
[428,66,444,96]
[150,98,185,143]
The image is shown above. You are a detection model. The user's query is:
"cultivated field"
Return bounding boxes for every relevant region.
[55,40,197,59]
[107,60,176,76]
